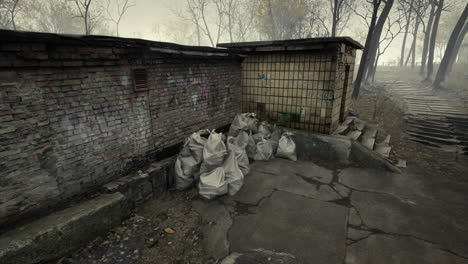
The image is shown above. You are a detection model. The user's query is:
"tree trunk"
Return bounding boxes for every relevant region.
[433,4,468,89]
[404,42,414,66]
[352,0,381,98]
[371,51,381,83]
[400,7,413,67]
[365,0,394,84]
[411,10,421,68]
[420,0,436,75]
[447,22,468,75]
[426,0,444,80]
[331,0,338,37]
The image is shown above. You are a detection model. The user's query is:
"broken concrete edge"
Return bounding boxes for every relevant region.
[0,157,178,264]
[289,129,400,173]
[102,156,177,208]
[350,140,401,173]
[0,192,129,264]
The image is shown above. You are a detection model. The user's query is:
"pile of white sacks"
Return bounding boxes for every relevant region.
[175,113,297,199]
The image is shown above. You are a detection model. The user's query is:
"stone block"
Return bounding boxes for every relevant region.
[0,193,129,264]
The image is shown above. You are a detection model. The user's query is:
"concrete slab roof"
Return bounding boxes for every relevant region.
[0,29,237,57]
[217,37,364,51]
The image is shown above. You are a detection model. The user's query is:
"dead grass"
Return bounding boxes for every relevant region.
[351,86,468,183]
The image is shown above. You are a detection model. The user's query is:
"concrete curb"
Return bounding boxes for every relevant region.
[0,192,129,264]
[290,129,400,173]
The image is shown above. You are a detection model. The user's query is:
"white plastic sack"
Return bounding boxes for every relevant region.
[257,121,272,138]
[198,167,228,199]
[269,126,282,155]
[179,138,192,157]
[180,155,199,177]
[246,131,257,159]
[229,113,258,136]
[175,157,193,190]
[200,131,227,174]
[227,137,250,176]
[233,130,249,149]
[254,138,274,161]
[223,151,244,196]
[276,132,297,161]
[188,130,209,163]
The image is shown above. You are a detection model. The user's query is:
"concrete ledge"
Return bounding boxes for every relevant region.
[292,130,351,165]
[0,192,129,264]
[350,140,400,173]
[102,157,176,208]
[290,129,400,173]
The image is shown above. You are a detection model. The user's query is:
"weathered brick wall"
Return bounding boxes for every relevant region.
[0,30,241,227]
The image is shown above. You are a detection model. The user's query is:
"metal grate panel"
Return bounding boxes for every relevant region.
[133,68,148,92]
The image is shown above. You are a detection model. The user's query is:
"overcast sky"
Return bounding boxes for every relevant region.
[101,0,462,65]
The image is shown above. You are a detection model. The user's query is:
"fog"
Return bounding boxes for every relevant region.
[0,0,464,66]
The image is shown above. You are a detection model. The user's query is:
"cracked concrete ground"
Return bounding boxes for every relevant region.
[193,158,468,264]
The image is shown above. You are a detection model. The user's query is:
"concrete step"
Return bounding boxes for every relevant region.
[360,126,377,150]
[0,193,129,264]
[346,130,362,141]
[374,142,392,158]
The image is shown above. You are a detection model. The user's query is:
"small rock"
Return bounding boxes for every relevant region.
[146,237,159,248]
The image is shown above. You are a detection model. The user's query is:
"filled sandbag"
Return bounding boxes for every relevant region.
[276,132,297,161]
[233,130,249,149]
[175,158,193,190]
[246,131,257,159]
[200,131,227,174]
[229,113,258,136]
[257,121,272,138]
[254,138,274,161]
[227,137,250,176]
[269,125,283,155]
[188,129,209,163]
[198,167,228,199]
[223,150,244,196]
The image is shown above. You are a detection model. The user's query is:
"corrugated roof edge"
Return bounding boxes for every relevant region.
[0,29,239,55]
[217,37,364,50]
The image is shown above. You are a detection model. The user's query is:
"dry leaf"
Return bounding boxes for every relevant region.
[164,227,176,234]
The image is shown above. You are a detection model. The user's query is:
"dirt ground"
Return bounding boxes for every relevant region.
[58,189,215,264]
[352,84,468,183]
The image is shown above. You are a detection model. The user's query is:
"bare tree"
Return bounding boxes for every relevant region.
[367,12,404,83]
[256,0,329,40]
[426,0,444,80]
[105,0,134,37]
[420,0,436,75]
[407,0,428,68]
[447,22,468,74]
[352,0,382,98]
[74,0,104,35]
[433,3,468,89]
[222,0,257,42]
[353,0,395,97]
[0,0,20,30]
[29,0,80,34]
[398,0,416,67]
[329,0,356,37]
[181,0,224,47]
